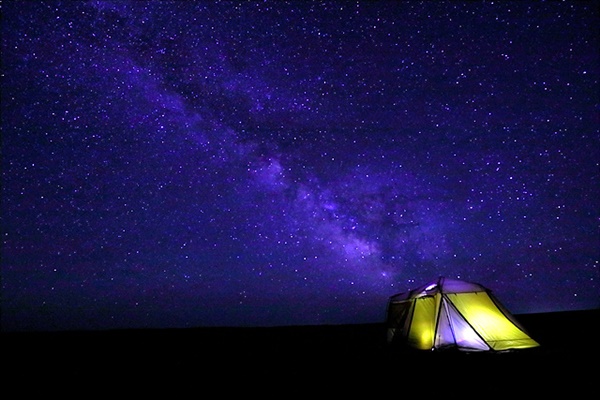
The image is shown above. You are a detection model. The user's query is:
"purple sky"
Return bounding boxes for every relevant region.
[2,1,598,331]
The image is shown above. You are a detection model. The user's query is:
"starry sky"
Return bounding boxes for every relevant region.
[2,1,598,332]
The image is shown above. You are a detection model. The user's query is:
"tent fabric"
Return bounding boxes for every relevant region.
[386,277,540,352]
[436,297,490,351]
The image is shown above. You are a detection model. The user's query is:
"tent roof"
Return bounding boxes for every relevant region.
[389,277,488,302]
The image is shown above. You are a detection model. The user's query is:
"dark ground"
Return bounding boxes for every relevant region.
[2,308,598,393]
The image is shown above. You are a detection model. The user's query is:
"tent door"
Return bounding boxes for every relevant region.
[435,296,490,351]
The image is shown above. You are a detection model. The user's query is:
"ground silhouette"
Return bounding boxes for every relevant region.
[2,309,597,392]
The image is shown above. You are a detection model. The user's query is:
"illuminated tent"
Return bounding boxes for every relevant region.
[386,277,540,352]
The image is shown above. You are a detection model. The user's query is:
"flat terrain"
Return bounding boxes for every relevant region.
[2,309,598,393]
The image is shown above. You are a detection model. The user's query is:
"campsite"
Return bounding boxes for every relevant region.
[385,277,541,352]
[2,308,598,390]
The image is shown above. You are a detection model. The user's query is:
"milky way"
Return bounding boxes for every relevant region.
[2,1,598,331]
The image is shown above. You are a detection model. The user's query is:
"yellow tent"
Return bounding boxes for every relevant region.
[386,277,540,352]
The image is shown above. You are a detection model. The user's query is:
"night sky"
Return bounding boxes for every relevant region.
[2,1,598,332]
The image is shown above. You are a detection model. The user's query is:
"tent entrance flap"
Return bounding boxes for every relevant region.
[435,296,490,351]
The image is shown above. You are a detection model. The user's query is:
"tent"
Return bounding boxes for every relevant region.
[386,277,540,352]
